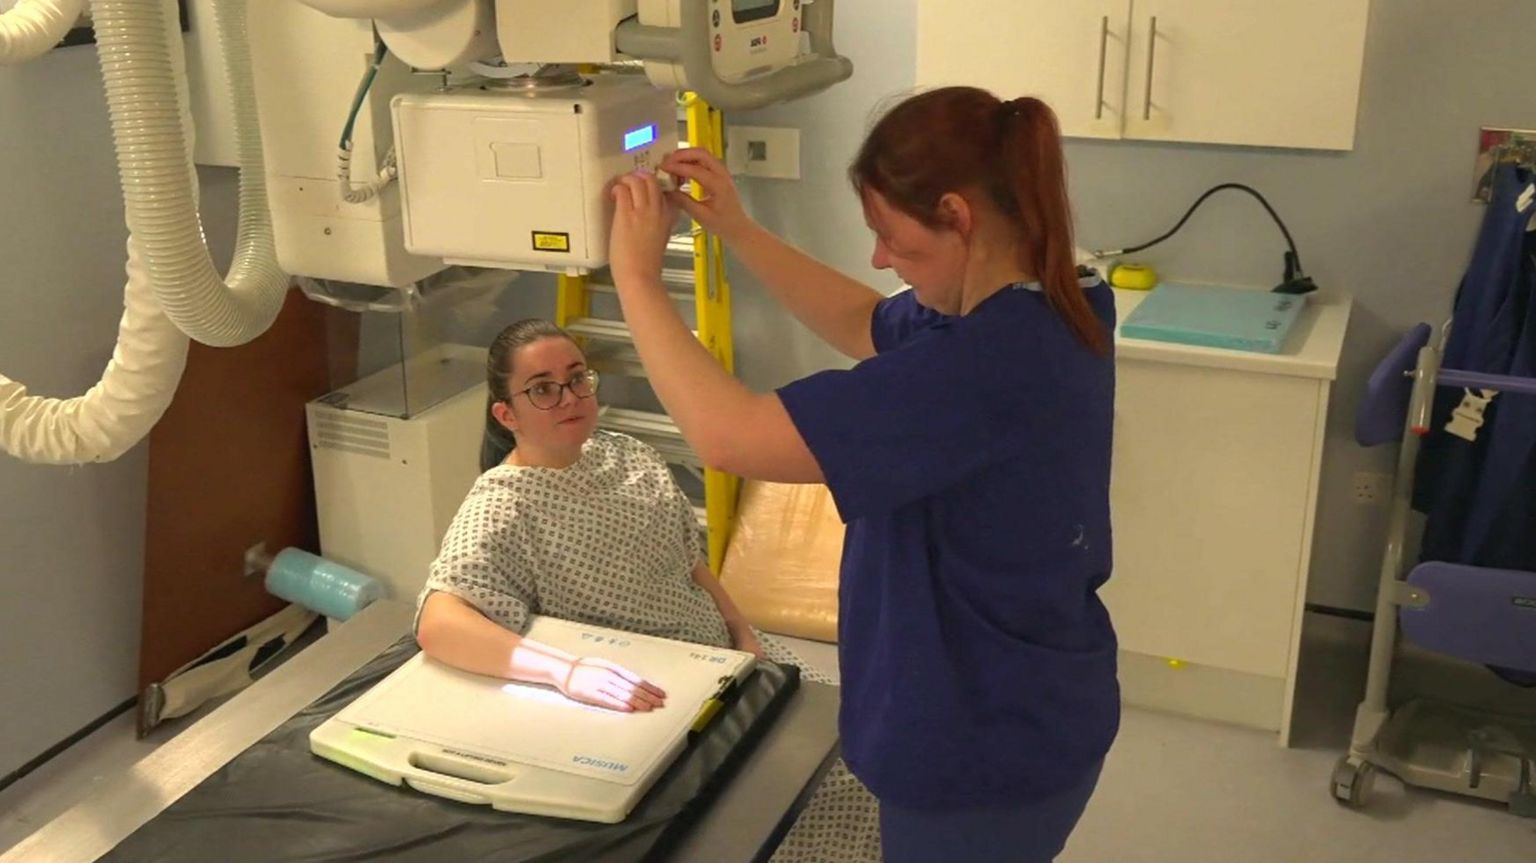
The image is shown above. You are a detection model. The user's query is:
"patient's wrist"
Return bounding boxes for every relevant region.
[509,640,575,688]
[552,656,577,690]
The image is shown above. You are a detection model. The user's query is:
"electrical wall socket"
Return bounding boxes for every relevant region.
[725,125,801,180]
[1351,471,1391,505]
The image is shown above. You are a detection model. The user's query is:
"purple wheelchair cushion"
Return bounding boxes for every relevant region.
[1401,561,1536,674]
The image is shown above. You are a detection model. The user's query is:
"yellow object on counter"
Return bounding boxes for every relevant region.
[1109,263,1159,290]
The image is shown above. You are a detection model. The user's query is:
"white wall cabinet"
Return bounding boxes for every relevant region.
[916,0,1134,140]
[916,0,1371,151]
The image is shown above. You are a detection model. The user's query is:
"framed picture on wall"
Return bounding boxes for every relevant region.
[1473,127,1536,203]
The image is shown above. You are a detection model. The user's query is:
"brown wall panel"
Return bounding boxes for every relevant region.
[138,289,356,688]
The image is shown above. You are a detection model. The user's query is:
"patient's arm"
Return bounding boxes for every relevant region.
[416,591,667,711]
[416,591,575,683]
[690,562,764,656]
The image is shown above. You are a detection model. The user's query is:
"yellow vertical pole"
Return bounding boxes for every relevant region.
[703,106,735,371]
[683,93,740,574]
[554,273,589,330]
[703,104,739,573]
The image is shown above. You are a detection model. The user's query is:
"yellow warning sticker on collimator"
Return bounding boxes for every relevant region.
[532,231,571,252]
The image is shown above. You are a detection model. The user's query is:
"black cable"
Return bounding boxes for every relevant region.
[1118,183,1298,257]
[1305,602,1375,623]
[1095,183,1316,294]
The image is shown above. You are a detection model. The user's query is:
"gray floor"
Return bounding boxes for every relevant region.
[3,617,1534,861]
[1066,613,1536,862]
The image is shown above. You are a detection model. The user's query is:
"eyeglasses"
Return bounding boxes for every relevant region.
[509,370,600,410]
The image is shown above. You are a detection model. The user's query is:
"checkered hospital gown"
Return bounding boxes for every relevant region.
[418,430,882,862]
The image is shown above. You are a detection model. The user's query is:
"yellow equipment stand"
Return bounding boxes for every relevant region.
[554,92,740,574]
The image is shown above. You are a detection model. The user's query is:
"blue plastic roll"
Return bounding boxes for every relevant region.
[265,548,381,621]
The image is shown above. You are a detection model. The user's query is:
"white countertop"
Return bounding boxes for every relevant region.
[1113,287,1353,381]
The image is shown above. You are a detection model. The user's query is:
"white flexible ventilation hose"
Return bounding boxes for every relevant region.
[1,0,288,463]
[0,239,189,464]
[0,0,84,65]
[92,0,289,348]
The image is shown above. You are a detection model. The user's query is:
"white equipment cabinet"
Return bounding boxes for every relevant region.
[916,0,1371,150]
[307,343,487,603]
[1104,288,1352,744]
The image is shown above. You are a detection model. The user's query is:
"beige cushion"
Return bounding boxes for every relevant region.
[718,481,844,643]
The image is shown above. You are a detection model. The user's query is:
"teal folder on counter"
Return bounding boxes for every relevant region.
[1120,283,1307,353]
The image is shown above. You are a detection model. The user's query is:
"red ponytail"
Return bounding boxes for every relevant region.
[851,89,1107,355]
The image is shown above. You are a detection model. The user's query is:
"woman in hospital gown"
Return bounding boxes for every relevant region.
[414,318,881,863]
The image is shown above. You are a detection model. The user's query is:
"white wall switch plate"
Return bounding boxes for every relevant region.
[726,125,801,180]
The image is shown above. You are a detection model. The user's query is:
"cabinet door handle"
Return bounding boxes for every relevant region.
[1095,15,1109,120]
[1142,16,1158,121]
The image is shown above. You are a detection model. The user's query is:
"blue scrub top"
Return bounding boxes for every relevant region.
[777,274,1120,810]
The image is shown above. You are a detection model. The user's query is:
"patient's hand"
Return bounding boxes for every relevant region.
[559,657,668,713]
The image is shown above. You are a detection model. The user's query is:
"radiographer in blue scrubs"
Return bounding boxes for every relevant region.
[608,87,1119,862]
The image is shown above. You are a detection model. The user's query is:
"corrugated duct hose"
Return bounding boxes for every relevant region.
[0,0,83,63]
[94,0,290,345]
[0,0,289,464]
